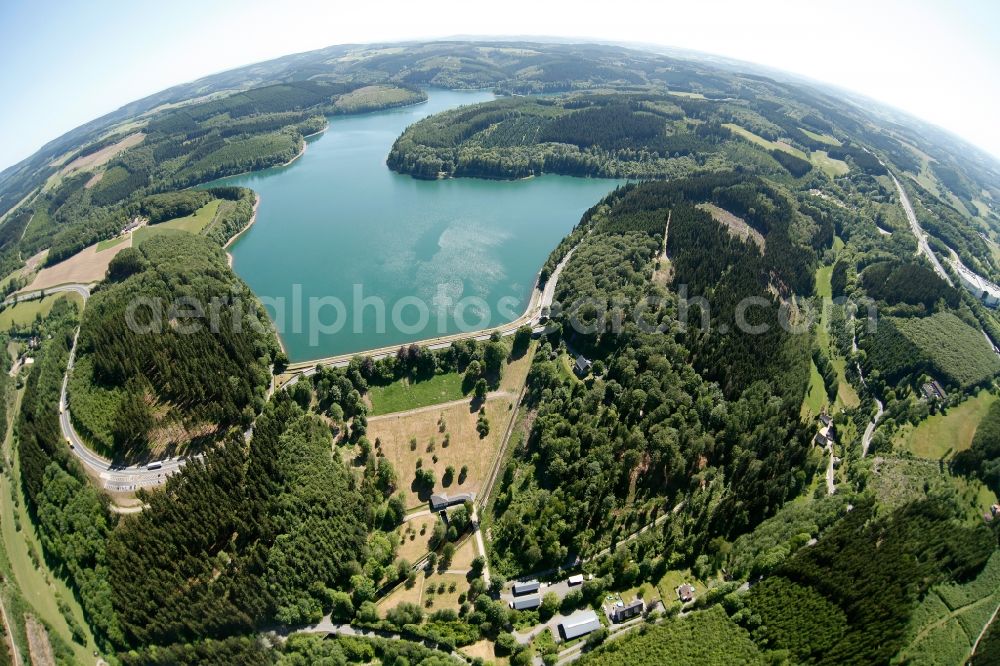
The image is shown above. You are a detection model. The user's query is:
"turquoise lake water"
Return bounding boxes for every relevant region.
[210,89,621,361]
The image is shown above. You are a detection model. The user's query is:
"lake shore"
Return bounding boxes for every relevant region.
[224,193,260,266]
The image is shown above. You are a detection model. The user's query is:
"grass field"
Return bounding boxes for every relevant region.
[367,346,534,509]
[378,571,469,615]
[810,150,850,177]
[895,390,998,460]
[801,359,827,421]
[799,128,841,146]
[134,198,223,245]
[368,395,514,510]
[0,388,99,664]
[0,293,83,330]
[60,132,145,175]
[723,123,807,159]
[95,235,129,251]
[369,372,468,416]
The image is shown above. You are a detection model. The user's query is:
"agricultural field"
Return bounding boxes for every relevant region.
[581,605,764,665]
[896,551,1000,665]
[894,390,998,460]
[24,237,132,291]
[60,132,145,175]
[0,292,83,330]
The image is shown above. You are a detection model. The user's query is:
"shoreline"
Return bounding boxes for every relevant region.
[224,193,261,264]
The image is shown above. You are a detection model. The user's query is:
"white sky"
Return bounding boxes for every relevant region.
[1,0,998,171]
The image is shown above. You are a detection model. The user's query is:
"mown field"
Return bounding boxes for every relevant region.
[133,198,223,245]
[895,390,998,460]
[0,293,83,329]
[368,372,468,416]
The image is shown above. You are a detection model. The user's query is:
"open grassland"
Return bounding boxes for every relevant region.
[723,123,807,159]
[368,395,513,510]
[397,516,435,565]
[0,388,99,664]
[0,293,83,330]
[60,132,145,175]
[133,198,223,245]
[369,372,467,416]
[895,390,998,460]
[378,570,469,615]
[25,237,132,291]
[368,346,533,509]
[801,359,827,421]
[810,150,850,177]
[896,551,1000,665]
[799,128,841,146]
[94,235,128,251]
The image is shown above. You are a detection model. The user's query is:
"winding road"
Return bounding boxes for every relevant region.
[6,283,189,490]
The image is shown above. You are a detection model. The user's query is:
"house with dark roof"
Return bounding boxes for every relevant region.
[559,610,602,640]
[920,380,946,402]
[677,583,695,603]
[510,594,541,610]
[610,599,644,622]
[574,355,592,377]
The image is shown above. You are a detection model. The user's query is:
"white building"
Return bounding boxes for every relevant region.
[951,260,1000,307]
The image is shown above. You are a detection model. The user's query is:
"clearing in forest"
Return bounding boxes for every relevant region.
[24,237,132,291]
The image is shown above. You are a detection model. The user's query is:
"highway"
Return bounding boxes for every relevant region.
[888,172,953,286]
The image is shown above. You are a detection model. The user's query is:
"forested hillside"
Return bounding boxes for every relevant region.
[487,176,817,574]
[69,234,278,458]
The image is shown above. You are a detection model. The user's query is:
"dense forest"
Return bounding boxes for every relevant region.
[487,176,816,575]
[70,234,278,458]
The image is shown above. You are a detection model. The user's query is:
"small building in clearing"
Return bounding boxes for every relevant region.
[429,492,475,512]
[574,355,593,377]
[920,380,946,402]
[559,610,602,641]
[677,583,695,603]
[567,574,584,586]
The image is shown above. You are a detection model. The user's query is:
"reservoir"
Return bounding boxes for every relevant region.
[210,89,621,361]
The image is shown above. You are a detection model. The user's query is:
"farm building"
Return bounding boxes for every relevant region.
[559,610,602,640]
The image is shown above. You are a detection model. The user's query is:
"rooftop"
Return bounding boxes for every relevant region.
[560,610,602,640]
